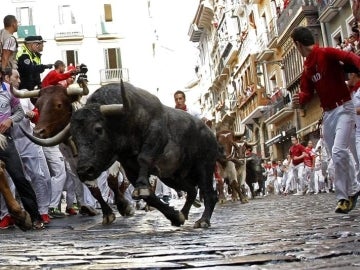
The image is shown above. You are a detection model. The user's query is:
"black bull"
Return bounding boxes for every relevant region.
[245,153,263,198]
[69,82,223,228]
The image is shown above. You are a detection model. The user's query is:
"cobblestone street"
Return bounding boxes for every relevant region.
[0,192,359,269]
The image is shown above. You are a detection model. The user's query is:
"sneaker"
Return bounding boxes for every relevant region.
[66,207,78,216]
[349,190,360,211]
[71,203,79,211]
[0,215,15,229]
[49,207,65,218]
[41,214,51,224]
[335,199,351,214]
[32,220,45,230]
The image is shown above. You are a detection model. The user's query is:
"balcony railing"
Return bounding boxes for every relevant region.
[237,88,269,120]
[267,17,278,48]
[189,0,214,42]
[100,68,129,85]
[54,24,84,41]
[277,0,318,36]
[97,22,121,39]
[256,31,268,52]
[263,94,292,120]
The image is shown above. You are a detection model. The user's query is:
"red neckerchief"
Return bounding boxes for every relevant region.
[175,105,187,111]
[350,80,360,93]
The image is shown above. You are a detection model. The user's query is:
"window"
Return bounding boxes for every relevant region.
[62,50,79,67]
[59,5,76,24]
[104,48,122,69]
[331,27,342,48]
[104,4,113,22]
[16,7,32,25]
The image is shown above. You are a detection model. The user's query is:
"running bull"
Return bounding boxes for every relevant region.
[39,81,221,228]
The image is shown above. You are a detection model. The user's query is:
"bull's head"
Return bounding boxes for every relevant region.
[70,103,124,181]
[11,82,89,143]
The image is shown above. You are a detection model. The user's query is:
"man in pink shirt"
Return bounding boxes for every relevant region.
[291,26,360,213]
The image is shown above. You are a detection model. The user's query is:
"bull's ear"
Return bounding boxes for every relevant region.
[120,80,131,110]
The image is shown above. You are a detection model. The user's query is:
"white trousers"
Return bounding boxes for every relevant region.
[323,101,360,201]
[14,136,51,215]
[292,162,305,193]
[43,146,67,208]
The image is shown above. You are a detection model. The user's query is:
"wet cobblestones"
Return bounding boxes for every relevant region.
[0,193,359,269]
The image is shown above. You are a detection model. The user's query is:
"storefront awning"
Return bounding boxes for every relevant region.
[265,134,282,146]
[296,121,319,138]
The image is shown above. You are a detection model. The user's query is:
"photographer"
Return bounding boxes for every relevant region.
[41,60,78,88]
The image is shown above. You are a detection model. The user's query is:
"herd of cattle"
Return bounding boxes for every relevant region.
[2,80,263,231]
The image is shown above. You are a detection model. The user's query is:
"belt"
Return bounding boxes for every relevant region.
[322,97,351,111]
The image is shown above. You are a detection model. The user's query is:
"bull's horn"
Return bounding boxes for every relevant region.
[234,130,246,140]
[10,84,40,98]
[66,85,85,96]
[100,104,124,115]
[20,124,71,146]
[245,139,259,147]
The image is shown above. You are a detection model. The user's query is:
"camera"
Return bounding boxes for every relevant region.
[76,63,88,83]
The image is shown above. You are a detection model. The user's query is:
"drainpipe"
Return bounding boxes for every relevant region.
[320,22,328,47]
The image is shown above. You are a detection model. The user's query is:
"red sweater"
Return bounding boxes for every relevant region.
[42,70,73,88]
[289,143,306,166]
[299,45,360,109]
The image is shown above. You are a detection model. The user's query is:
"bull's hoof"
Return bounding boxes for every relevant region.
[240,198,249,204]
[102,213,116,225]
[170,211,186,227]
[132,187,151,200]
[219,198,227,204]
[79,205,98,216]
[13,211,32,231]
[120,205,135,217]
[193,218,211,228]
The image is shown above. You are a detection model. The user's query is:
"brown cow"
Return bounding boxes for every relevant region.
[216,130,258,203]
[0,135,32,231]
[216,130,247,203]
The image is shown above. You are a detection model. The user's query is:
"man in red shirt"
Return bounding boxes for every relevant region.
[289,136,307,196]
[304,140,316,194]
[42,60,77,88]
[291,26,360,213]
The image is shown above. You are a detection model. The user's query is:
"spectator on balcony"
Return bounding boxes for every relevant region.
[16,35,52,91]
[0,15,19,70]
[291,26,360,214]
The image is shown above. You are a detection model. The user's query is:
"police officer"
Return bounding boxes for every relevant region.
[16,35,52,90]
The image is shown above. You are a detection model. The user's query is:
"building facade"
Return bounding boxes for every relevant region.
[189,0,357,161]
